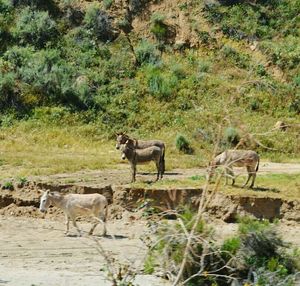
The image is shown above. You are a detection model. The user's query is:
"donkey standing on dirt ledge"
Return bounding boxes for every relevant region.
[207,150,260,188]
[120,139,164,182]
[39,190,108,236]
[116,132,166,173]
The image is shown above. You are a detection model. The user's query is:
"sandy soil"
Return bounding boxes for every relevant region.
[1,215,300,286]
[0,215,170,286]
[1,162,299,286]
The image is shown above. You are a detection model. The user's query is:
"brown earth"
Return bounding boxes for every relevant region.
[0,162,299,285]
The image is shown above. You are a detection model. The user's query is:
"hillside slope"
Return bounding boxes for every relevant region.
[0,0,299,164]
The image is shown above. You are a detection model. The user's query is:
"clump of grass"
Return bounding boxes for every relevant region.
[175,134,194,154]
[2,181,14,190]
[150,12,168,40]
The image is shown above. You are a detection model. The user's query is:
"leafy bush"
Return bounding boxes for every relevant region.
[175,134,193,154]
[0,72,17,109]
[84,4,117,42]
[103,0,113,9]
[220,45,250,69]
[13,7,57,48]
[135,40,160,65]
[223,127,240,146]
[146,66,178,100]
[145,213,300,286]
[260,36,300,70]
[150,12,168,40]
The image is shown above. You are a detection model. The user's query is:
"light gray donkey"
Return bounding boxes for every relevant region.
[120,139,164,182]
[116,132,165,173]
[39,190,108,236]
[207,149,260,188]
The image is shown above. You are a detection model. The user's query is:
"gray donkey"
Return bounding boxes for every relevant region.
[116,132,165,173]
[120,139,164,182]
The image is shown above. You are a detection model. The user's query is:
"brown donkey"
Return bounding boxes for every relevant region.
[116,132,166,173]
[120,139,164,182]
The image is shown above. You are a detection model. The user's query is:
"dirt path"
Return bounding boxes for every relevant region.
[27,162,300,187]
[0,215,169,286]
[1,215,300,286]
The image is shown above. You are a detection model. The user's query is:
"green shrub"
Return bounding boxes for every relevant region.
[150,12,168,40]
[175,134,193,154]
[260,36,300,70]
[13,7,57,48]
[0,72,17,109]
[3,181,14,190]
[84,4,117,42]
[103,0,113,9]
[223,127,240,146]
[221,237,241,259]
[146,66,177,100]
[198,59,211,73]
[135,40,160,65]
[238,216,270,235]
[220,45,250,68]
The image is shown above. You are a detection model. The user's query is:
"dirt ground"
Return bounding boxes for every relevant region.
[26,161,300,187]
[0,215,171,286]
[1,162,300,286]
[1,215,300,286]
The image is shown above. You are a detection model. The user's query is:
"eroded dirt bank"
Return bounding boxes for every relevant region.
[1,182,299,222]
[0,163,299,286]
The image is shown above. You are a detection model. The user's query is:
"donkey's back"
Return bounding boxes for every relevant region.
[134,146,162,163]
[217,150,259,167]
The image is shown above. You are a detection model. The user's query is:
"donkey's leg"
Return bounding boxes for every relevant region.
[160,157,164,179]
[227,167,235,186]
[249,167,256,189]
[93,215,107,236]
[72,218,82,236]
[64,214,70,235]
[242,166,252,188]
[130,163,136,182]
[89,221,99,235]
[155,160,160,181]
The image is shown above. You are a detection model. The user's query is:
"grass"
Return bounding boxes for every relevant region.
[220,173,300,200]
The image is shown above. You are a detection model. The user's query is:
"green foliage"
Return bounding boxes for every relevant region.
[84,4,116,42]
[220,45,250,68]
[260,36,300,70]
[238,216,270,235]
[103,0,113,9]
[17,176,28,187]
[143,255,155,274]
[221,237,241,257]
[197,59,211,73]
[223,127,240,146]
[175,134,193,154]
[135,40,160,65]
[145,65,178,100]
[3,180,14,190]
[13,7,57,48]
[150,12,168,40]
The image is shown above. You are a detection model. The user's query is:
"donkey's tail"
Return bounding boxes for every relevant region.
[256,155,260,172]
[161,145,165,175]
